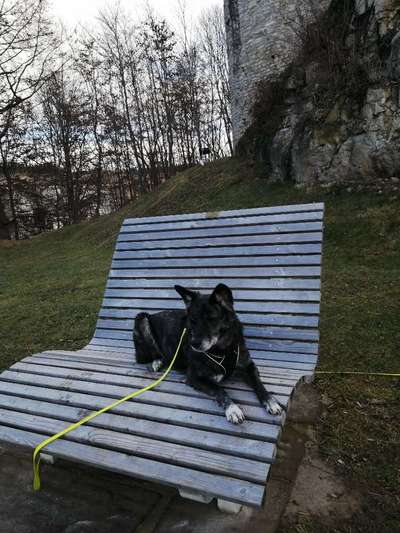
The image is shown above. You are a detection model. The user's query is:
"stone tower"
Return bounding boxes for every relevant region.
[224,0,302,144]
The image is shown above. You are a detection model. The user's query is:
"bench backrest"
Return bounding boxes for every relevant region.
[89,203,324,375]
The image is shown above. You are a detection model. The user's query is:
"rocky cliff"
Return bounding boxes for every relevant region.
[227,0,400,186]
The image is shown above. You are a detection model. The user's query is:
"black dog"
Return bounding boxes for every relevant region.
[133,283,283,424]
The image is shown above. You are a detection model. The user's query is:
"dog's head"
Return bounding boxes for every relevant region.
[175,283,237,351]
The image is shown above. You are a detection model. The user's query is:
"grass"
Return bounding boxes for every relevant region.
[1,157,399,531]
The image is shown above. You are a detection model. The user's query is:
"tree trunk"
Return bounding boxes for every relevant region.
[2,157,19,239]
[0,197,11,239]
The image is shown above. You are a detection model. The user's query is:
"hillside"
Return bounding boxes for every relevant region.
[1,158,399,531]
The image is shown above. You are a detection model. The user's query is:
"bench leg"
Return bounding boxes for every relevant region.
[217,499,243,514]
[40,453,56,465]
[178,488,243,514]
[178,487,214,504]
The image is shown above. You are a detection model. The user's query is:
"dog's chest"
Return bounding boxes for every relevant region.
[197,346,239,380]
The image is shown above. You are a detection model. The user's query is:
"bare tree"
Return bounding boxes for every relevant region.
[0,0,56,137]
[75,32,107,216]
[0,106,28,239]
[199,5,233,156]
[0,0,56,238]
[0,2,233,239]
[41,64,92,224]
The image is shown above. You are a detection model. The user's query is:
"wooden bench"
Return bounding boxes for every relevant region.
[0,202,324,512]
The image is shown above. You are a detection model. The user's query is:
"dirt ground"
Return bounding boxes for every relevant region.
[0,384,362,533]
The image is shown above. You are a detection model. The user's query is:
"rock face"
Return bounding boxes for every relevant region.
[225,0,400,185]
[293,88,400,185]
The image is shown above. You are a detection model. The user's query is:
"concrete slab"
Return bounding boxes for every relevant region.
[0,448,170,533]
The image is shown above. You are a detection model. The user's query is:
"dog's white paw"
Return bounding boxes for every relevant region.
[151,359,163,372]
[264,396,283,416]
[225,403,245,424]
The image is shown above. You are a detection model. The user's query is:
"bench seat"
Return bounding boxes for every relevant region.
[0,203,324,508]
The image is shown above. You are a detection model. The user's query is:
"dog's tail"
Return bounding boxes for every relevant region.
[134,312,163,363]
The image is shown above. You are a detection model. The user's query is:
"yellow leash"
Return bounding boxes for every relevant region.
[33,328,187,491]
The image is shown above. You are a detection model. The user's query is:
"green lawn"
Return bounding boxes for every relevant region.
[1,158,399,531]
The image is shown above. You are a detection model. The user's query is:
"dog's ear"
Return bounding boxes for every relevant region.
[175,285,197,308]
[210,283,234,311]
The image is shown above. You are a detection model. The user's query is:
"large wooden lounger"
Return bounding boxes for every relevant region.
[0,203,324,512]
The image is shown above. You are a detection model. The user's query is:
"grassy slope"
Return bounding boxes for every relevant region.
[1,158,399,531]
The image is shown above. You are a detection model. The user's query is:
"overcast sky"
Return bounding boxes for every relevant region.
[49,0,221,29]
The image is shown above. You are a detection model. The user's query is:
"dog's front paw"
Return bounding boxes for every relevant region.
[225,403,245,424]
[150,359,163,372]
[263,396,283,416]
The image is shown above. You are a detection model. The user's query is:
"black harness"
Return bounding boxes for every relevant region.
[191,344,240,378]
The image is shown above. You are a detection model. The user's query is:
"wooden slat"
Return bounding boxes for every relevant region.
[122,203,324,226]
[114,243,322,257]
[121,211,323,235]
[0,425,266,506]
[245,325,319,341]
[111,256,321,269]
[104,288,321,302]
[94,329,134,340]
[0,381,283,435]
[247,339,318,354]
[45,349,135,360]
[238,313,320,328]
[80,344,134,353]
[0,394,275,460]
[117,221,323,242]
[109,266,321,279]
[89,338,134,349]
[250,352,317,364]
[106,277,321,290]
[101,299,320,315]
[260,368,314,381]
[117,232,323,248]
